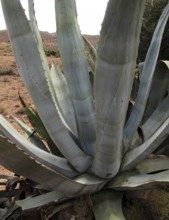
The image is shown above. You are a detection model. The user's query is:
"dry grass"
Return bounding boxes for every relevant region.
[0,103,10,115]
[0,41,12,56]
[0,67,13,76]
[0,56,17,75]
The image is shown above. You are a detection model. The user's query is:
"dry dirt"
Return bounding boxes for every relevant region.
[0,54,32,182]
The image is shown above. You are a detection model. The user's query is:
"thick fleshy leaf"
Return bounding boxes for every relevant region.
[18,95,51,141]
[0,205,21,220]
[1,0,91,172]
[131,94,169,147]
[19,99,63,156]
[0,133,105,197]
[92,190,125,220]
[29,0,79,146]
[109,170,169,190]
[29,0,76,137]
[0,209,7,219]
[0,134,69,190]
[141,95,169,141]
[50,62,78,137]
[141,61,169,123]
[83,36,96,74]
[83,36,97,64]
[16,191,73,210]
[137,158,169,174]
[27,0,60,145]
[92,0,145,178]
[155,137,169,154]
[0,115,79,179]
[55,0,96,156]
[83,36,96,90]
[138,62,144,74]
[13,116,49,152]
[124,4,169,148]
[121,117,169,171]
[130,68,140,102]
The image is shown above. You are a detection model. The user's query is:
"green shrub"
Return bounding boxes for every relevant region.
[139,0,169,61]
[0,67,13,75]
[44,49,60,57]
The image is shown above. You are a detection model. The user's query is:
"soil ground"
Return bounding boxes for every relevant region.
[0,54,31,184]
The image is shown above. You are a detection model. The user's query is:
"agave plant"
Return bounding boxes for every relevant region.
[1,0,169,219]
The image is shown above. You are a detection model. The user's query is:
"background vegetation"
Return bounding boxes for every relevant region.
[139,0,169,61]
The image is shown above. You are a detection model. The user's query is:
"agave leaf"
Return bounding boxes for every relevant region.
[155,137,169,154]
[26,107,63,156]
[142,61,169,123]
[121,117,169,171]
[29,0,77,139]
[92,0,145,178]
[17,175,106,211]
[109,170,169,190]
[56,173,105,198]
[74,173,107,186]
[50,62,78,137]
[29,0,70,133]
[0,115,79,179]
[0,205,21,219]
[13,116,49,152]
[19,97,62,156]
[55,0,96,156]
[140,95,169,142]
[0,208,7,219]
[88,71,95,94]
[28,0,49,74]
[88,59,96,76]
[83,36,96,74]
[0,132,104,197]
[137,158,169,174]
[83,36,97,64]
[0,134,78,194]
[138,62,144,74]
[1,0,91,172]
[18,95,50,142]
[92,190,125,220]
[0,133,67,190]
[124,4,169,148]
[28,0,74,156]
[130,69,140,102]
[131,94,169,147]
[16,191,67,210]
[16,191,73,211]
